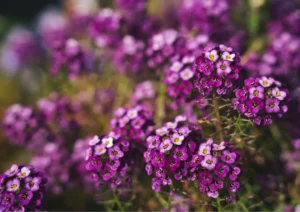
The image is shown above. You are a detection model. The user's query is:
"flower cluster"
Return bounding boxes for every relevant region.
[89,8,121,48]
[30,143,72,195]
[37,92,81,133]
[0,27,40,74]
[130,81,156,108]
[194,45,241,95]
[50,38,94,79]
[3,104,38,146]
[146,29,185,69]
[144,116,204,192]
[85,134,132,189]
[0,164,47,211]
[233,76,289,125]
[110,105,155,142]
[37,9,68,48]
[164,34,210,105]
[197,138,241,200]
[245,32,300,79]
[112,35,145,73]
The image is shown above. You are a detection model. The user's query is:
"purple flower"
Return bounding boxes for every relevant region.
[166,156,180,172]
[151,152,165,167]
[7,178,20,192]
[249,86,264,99]
[199,170,213,185]
[94,144,107,156]
[152,178,162,192]
[173,147,189,161]
[86,156,102,171]
[214,163,230,178]
[171,133,184,145]
[212,142,226,151]
[25,177,41,192]
[201,155,218,170]
[258,76,274,87]
[221,151,237,164]
[159,139,173,153]
[246,98,264,114]
[147,136,160,149]
[5,164,19,177]
[18,190,33,206]
[1,192,15,208]
[190,155,202,167]
[272,87,287,100]
[265,98,280,113]
[198,143,211,156]
[108,145,124,160]
[17,167,31,178]
[229,181,240,193]
[216,60,231,75]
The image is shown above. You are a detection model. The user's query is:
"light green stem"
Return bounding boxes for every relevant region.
[212,94,224,142]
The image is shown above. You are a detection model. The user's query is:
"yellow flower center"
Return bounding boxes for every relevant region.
[254,90,259,96]
[11,184,18,189]
[209,54,215,60]
[276,91,281,97]
[174,137,179,143]
[206,160,213,165]
[263,81,268,85]
[21,172,27,176]
[203,149,208,154]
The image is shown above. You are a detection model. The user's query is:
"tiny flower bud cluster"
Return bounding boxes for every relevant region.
[146,29,185,69]
[110,105,155,142]
[50,38,94,79]
[197,139,241,200]
[233,76,289,125]
[143,116,204,192]
[0,164,47,212]
[112,35,145,73]
[194,45,241,95]
[85,134,132,189]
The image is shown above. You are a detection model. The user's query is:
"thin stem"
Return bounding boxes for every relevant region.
[113,190,125,212]
[212,93,224,142]
[216,198,223,212]
[155,82,166,126]
[238,201,249,212]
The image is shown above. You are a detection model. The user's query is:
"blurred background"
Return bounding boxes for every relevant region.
[0,0,300,211]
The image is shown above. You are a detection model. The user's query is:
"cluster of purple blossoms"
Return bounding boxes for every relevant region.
[3,104,38,146]
[37,92,81,133]
[112,35,145,73]
[85,134,132,189]
[37,9,69,49]
[89,8,121,49]
[110,105,155,142]
[244,32,300,79]
[193,45,241,95]
[176,0,229,34]
[30,143,72,195]
[0,164,47,211]
[50,38,94,79]
[164,34,211,105]
[0,27,40,74]
[144,116,204,192]
[197,138,241,200]
[130,81,156,107]
[146,29,186,69]
[233,76,289,125]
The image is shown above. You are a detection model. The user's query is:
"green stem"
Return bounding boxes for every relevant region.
[212,93,224,142]
[217,198,223,212]
[113,191,125,212]
[238,201,249,212]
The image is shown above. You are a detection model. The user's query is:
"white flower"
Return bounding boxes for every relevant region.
[272,87,286,100]
[127,109,138,119]
[89,135,100,146]
[205,50,219,62]
[219,44,232,52]
[170,61,183,72]
[258,76,274,87]
[152,34,164,50]
[222,52,235,61]
[180,68,194,80]
[102,137,114,148]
